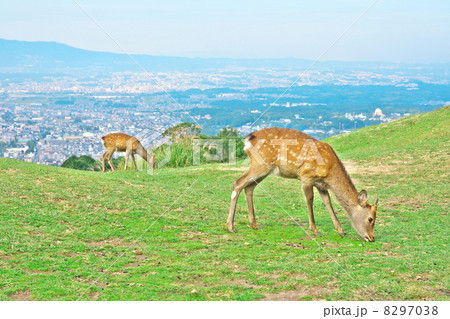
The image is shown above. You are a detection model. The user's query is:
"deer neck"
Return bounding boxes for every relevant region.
[327,162,359,217]
[136,144,148,161]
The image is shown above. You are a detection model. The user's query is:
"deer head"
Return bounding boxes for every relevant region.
[350,190,378,242]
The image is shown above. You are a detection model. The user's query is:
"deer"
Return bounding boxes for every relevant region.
[101,133,155,172]
[227,127,378,242]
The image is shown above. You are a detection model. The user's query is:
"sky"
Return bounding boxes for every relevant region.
[1,0,449,63]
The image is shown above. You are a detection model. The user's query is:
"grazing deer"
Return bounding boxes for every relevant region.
[227,127,378,242]
[101,133,154,172]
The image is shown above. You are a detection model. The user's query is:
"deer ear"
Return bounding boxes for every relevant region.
[357,190,368,206]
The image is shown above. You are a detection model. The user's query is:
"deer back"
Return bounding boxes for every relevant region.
[244,127,337,181]
[102,133,141,152]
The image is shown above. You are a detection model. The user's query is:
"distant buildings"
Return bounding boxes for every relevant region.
[0,65,433,166]
[372,108,385,117]
[0,101,178,166]
[345,113,367,121]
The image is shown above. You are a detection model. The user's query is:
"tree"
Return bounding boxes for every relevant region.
[162,122,202,143]
[26,140,37,154]
[61,155,98,171]
[215,126,246,161]
[217,126,239,138]
[195,126,246,165]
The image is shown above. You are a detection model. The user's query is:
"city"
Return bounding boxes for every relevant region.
[1,50,449,166]
[0,83,427,167]
[0,101,176,166]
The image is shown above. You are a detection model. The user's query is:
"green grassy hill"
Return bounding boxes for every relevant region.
[0,106,448,301]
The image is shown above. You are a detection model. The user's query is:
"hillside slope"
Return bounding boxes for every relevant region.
[328,105,449,215]
[328,104,449,161]
[0,106,448,301]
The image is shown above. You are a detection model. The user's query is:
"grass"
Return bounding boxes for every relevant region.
[0,106,449,300]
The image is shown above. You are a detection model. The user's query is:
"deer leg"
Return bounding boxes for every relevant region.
[101,151,108,172]
[124,149,131,171]
[244,175,267,230]
[131,154,138,170]
[227,174,247,233]
[318,189,346,237]
[107,151,116,172]
[227,166,271,233]
[150,154,156,169]
[245,183,258,229]
[303,184,321,236]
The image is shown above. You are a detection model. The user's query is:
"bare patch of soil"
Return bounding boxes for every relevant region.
[119,181,146,188]
[264,283,336,301]
[178,231,232,240]
[88,238,139,248]
[0,254,13,261]
[284,242,307,249]
[0,168,19,174]
[435,288,450,297]
[224,279,264,289]
[88,292,101,300]
[343,160,404,176]
[8,290,32,301]
[382,196,425,212]
[124,252,149,268]
[73,276,108,290]
[28,269,55,274]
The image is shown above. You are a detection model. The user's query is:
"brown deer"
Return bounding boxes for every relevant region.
[227,127,378,242]
[101,133,154,172]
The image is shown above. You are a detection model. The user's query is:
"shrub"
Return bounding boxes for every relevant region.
[61,155,102,171]
[154,125,247,168]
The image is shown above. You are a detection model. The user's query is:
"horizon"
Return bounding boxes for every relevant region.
[2,37,450,66]
[1,1,449,63]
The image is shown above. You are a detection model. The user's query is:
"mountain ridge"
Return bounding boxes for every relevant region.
[0,38,311,72]
[2,38,447,73]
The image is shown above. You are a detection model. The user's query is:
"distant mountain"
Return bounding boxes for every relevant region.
[0,38,314,73]
[1,38,448,75]
[0,38,125,71]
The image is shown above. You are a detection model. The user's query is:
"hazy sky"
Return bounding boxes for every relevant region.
[1,0,449,63]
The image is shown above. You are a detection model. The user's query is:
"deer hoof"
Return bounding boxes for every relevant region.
[339,232,346,238]
[314,231,322,236]
[249,224,258,230]
[227,225,236,233]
